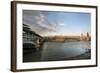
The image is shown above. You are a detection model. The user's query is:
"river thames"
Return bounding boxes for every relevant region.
[23,41,91,62]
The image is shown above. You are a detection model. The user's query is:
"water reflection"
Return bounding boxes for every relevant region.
[41,41,90,60]
[23,41,91,62]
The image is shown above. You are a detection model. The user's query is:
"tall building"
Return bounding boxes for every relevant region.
[80,32,91,41]
[86,32,90,41]
[80,33,84,40]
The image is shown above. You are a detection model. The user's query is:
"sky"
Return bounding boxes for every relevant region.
[23,10,91,36]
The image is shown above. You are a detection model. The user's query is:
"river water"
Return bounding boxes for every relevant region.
[41,41,90,61]
[23,41,91,62]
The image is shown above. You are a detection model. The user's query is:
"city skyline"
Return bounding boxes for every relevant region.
[23,10,91,36]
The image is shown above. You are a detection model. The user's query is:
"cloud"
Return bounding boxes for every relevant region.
[23,10,61,36]
[59,23,65,26]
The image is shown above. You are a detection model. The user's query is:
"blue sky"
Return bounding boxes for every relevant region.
[23,10,91,36]
[47,11,91,36]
